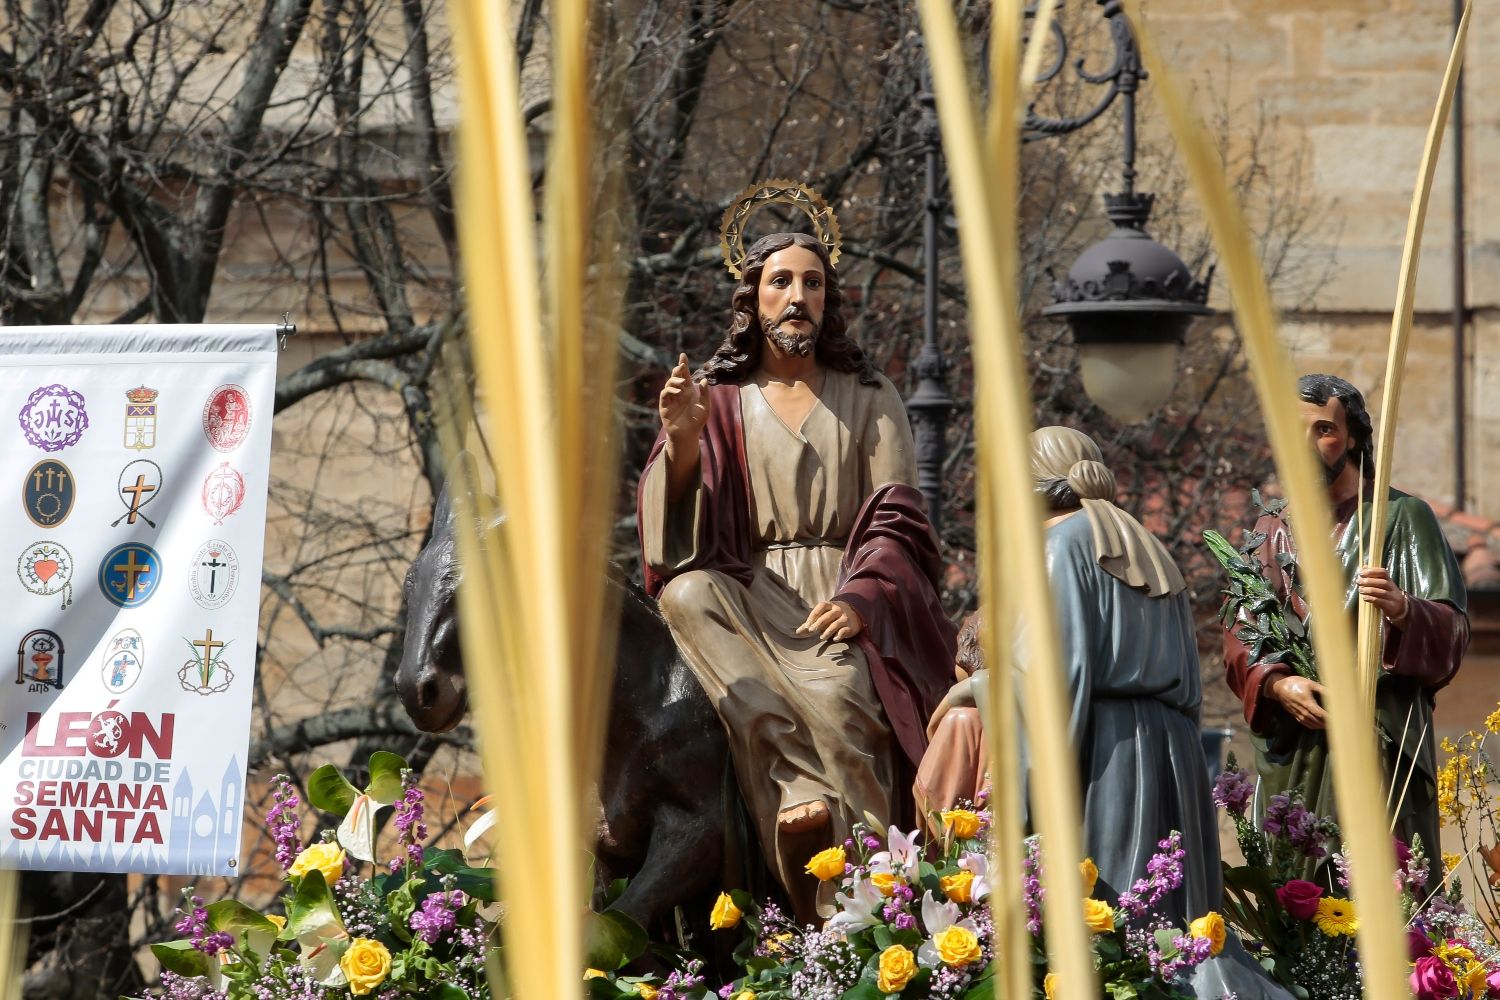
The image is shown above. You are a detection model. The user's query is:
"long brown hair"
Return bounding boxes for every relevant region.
[697,232,879,386]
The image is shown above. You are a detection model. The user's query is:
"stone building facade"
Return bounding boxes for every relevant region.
[1150,0,1496,515]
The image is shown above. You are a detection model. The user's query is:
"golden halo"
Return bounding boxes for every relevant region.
[718,179,843,280]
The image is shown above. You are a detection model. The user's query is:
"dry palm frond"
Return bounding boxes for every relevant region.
[1357,0,1471,704]
[447,0,621,994]
[919,0,1095,994]
[1119,1,1407,995]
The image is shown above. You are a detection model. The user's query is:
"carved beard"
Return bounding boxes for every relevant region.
[1322,449,1349,485]
[760,306,821,357]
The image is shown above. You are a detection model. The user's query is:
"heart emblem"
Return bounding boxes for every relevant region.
[32,559,58,582]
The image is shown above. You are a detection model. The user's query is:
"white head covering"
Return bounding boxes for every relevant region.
[1029,426,1186,598]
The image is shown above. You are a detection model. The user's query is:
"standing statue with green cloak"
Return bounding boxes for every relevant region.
[1223,374,1470,866]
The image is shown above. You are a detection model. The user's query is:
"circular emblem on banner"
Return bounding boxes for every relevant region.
[114,459,164,528]
[99,542,161,608]
[203,384,251,452]
[18,541,73,609]
[189,540,240,610]
[16,629,65,690]
[18,384,88,452]
[201,463,247,525]
[101,628,145,695]
[23,459,75,528]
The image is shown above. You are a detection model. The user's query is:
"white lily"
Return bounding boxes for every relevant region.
[916,891,980,968]
[868,825,922,874]
[958,850,991,903]
[826,875,886,934]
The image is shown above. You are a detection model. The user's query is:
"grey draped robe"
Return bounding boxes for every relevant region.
[1029,512,1291,999]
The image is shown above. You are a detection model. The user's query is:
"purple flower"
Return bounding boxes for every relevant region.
[266,774,302,871]
[1023,838,1045,934]
[1119,833,1186,917]
[175,894,235,956]
[1212,767,1253,817]
[390,770,428,872]
[1263,792,1332,858]
[174,895,208,938]
[409,891,460,944]
[198,932,235,956]
[158,972,227,1000]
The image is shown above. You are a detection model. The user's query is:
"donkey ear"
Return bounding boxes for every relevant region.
[434,450,482,529]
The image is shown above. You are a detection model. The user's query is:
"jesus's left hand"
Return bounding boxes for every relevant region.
[799,600,864,642]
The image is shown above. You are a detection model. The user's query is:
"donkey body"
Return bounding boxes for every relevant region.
[394,486,755,934]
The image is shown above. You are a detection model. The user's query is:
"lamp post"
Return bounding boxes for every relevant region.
[1037,1,1213,423]
[906,0,1214,527]
[905,60,955,535]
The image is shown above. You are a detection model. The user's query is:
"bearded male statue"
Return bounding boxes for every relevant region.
[636,231,956,919]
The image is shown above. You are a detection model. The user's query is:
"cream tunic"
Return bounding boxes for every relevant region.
[641,369,916,915]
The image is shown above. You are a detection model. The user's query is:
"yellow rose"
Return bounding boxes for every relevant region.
[877,944,918,992]
[933,925,982,967]
[637,986,659,999]
[710,892,742,930]
[1083,897,1115,934]
[1079,858,1098,896]
[941,870,974,904]
[941,809,981,840]
[805,846,847,881]
[871,871,900,897]
[288,842,347,887]
[1044,972,1059,1000]
[584,969,605,980]
[1189,912,1225,956]
[339,937,391,996]
[266,914,287,934]
[734,992,757,1000]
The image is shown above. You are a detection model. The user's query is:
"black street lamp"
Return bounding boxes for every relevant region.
[905,64,955,535]
[1037,1,1213,423]
[906,0,1214,529]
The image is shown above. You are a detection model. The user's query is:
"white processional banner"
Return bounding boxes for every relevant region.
[0,324,276,876]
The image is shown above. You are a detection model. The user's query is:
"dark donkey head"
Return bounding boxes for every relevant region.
[397,466,502,733]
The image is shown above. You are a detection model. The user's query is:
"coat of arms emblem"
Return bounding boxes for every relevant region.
[18,541,73,609]
[203,384,251,452]
[179,627,234,695]
[19,384,88,452]
[201,463,247,525]
[23,459,75,528]
[114,459,164,528]
[124,385,160,451]
[101,628,145,695]
[15,629,65,691]
[98,542,161,608]
[189,540,240,610]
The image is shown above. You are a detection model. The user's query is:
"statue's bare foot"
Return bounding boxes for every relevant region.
[778,800,830,835]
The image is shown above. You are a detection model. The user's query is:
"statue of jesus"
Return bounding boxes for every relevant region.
[636,230,956,919]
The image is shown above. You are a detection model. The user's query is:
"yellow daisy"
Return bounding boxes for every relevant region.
[1313,896,1358,938]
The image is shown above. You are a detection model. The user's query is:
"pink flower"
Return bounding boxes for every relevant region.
[1274,879,1323,920]
[1409,956,1457,1000]
[1487,967,1500,994]
[1408,928,1434,960]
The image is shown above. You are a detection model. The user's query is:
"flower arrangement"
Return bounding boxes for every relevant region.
[131,751,500,1000]
[586,807,1220,999]
[1214,754,1500,1000]
[1213,754,1361,999]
